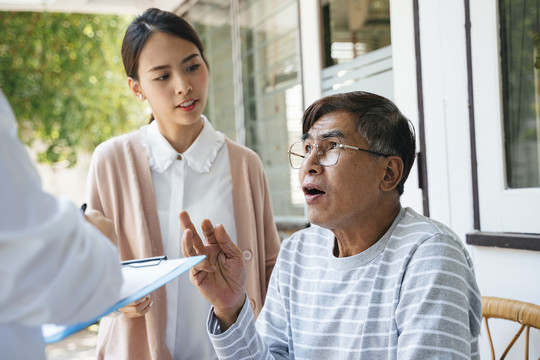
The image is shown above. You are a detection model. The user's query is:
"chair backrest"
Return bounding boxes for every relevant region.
[482,296,540,360]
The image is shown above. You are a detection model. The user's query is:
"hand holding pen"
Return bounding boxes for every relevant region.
[81,203,118,246]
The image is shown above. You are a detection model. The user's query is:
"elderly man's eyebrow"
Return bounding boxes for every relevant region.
[301,129,344,141]
[321,130,344,139]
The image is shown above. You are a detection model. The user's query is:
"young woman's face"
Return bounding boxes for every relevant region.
[131,31,209,129]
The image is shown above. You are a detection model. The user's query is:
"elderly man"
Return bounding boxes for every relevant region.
[181,91,481,359]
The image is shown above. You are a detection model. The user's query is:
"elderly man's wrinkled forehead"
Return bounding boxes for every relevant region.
[301,111,364,144]
[303,110,359,136]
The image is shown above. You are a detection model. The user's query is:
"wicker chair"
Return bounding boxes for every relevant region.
[482,296,540,360]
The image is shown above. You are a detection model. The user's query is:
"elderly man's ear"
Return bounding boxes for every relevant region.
[380,156,404,192]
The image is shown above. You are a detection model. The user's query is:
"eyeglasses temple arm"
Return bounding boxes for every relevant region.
[288,150,306,159]
[341,144,390,157]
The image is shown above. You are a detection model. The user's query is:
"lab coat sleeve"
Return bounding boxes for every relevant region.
[0,90,123,326]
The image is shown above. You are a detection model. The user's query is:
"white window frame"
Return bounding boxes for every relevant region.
[470,0,540,234]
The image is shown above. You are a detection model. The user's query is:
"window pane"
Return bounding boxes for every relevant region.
[191,0,305,220]
[191,1,238,141]
[500,0,540,188]
[240,0,305,219]
[321,0,391,67]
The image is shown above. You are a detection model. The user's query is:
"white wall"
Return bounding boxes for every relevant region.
[468,0,540,356]
[389,0,423,213]
[390,0,540,357]
[298,0,322,110]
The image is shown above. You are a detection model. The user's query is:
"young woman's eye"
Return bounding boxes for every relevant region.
[155,74,169,81]
[186,63,201,72]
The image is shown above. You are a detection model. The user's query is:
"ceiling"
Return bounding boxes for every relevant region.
[0,0,186,15]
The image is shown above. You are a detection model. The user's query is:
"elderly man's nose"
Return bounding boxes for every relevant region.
[302,148,322,173]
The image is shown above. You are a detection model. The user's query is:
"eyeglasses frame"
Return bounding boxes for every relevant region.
[287,137,390,169]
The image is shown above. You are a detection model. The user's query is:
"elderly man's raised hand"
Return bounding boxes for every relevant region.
[180,211,247,330]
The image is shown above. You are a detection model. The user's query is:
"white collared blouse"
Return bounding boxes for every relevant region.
[140,115,236,359]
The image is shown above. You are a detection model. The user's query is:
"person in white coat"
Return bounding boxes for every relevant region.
[0,89,124,360]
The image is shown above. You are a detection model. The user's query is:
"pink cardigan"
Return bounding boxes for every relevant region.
[86,132,281,359]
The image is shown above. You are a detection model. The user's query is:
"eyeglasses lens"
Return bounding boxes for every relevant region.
[288,141,305,169]
[288,138,341,169]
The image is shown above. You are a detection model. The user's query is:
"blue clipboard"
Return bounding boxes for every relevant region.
[42,255,205,344]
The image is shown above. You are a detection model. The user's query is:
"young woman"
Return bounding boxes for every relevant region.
[85,8,281,359]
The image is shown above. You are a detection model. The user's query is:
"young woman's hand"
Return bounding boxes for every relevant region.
[180,211,246,331]
[84,209,118,246]
[115,295,153,318]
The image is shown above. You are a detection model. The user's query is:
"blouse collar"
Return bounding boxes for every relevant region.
[140,115,225,174]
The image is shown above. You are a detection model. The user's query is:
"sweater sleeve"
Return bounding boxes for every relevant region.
[208,297,271,359]
[208,268,291,360]
[395,235,481,359]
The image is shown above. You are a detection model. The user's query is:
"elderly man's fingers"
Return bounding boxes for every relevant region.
[182,227,197,257]
[182,228,207,258]
[189,229,207,254]
[201,219,218,245]
[214,224,241,258]
[183,229,215,274]
[180,211,206,255]
[179,211,198,236]
[181,228,216,274]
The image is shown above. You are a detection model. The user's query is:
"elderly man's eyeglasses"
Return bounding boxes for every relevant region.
[288,137,390,169]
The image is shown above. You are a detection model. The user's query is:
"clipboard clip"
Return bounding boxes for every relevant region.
[121,255,167,268]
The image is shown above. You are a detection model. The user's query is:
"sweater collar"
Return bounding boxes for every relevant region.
[140,115,225,174]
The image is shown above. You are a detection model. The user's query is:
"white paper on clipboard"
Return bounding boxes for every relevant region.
[42,255,205,344]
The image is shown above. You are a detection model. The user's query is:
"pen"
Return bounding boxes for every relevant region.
[121,255,167,266]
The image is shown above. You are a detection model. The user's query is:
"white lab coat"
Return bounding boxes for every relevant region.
[0,90,123,359]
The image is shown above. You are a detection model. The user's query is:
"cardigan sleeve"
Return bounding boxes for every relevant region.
[243,145,281,289]
[256,158,281,287]
[85,142,107,216]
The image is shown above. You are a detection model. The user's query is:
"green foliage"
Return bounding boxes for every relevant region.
[0,11,145,166]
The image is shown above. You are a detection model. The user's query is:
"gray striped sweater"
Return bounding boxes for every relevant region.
[208,207,481,359]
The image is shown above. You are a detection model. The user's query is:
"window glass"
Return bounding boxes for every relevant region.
[239,0,304,219]
[191,1,237,141]
[321,0,391,67]
[190,0,305,220]
[500,0,540,188]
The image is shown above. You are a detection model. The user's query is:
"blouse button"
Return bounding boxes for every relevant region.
[242,250,253,261]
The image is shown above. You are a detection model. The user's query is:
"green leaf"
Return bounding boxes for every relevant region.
[0,11,145,166]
